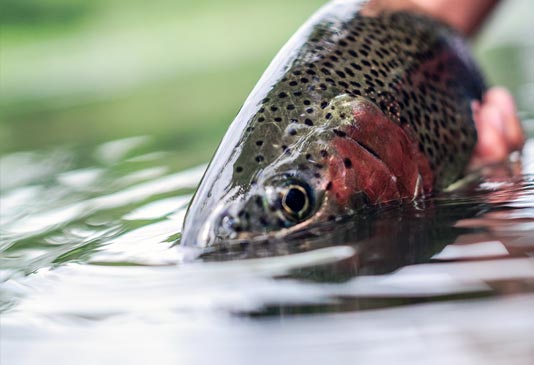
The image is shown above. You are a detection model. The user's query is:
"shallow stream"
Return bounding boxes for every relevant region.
[1,1,533,364]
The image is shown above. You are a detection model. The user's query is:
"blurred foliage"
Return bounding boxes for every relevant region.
[0,0,532,169]
[0,0,324,168]
[1,0,92,27]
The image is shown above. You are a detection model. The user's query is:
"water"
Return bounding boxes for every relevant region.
[2,1,534,364]
[1,134,533,364]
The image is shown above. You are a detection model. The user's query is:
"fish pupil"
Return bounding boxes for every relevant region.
[284,188,306,215]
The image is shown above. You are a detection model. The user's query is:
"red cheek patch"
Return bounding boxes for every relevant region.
[327,99,434,206]
[329,137,400,205]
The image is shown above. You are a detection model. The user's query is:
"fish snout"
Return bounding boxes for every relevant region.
[217,211,245,239]
[197,209,249,247]
[182,192,279,247]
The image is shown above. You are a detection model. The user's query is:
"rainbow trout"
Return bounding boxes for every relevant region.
[181,0,484,248]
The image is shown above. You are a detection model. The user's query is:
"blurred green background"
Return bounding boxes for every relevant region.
[1,0,532,170]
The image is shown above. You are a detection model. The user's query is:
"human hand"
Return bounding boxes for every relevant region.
[470,87,525,168]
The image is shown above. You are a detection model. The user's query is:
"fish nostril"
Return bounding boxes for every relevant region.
[220,213,242,232]
[216,212,247,241]
[215,214,238,241]
[221,214,234,229]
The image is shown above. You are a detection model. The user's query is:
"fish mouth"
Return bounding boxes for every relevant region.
[195,224,290,249]
[199,225,316,250]
[188,197,344,250]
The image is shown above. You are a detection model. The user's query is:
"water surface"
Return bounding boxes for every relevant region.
[1,0,534,364]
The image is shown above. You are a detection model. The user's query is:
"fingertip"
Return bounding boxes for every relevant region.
[484,87,525,150]
[473,104,508,163]
[479,103,505,134]
[484,87,516,116]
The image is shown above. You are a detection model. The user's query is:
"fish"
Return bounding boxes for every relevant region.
[180,0,485,248]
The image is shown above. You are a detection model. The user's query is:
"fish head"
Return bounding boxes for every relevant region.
[181,95,396,248]
[183,144,370,247]
[198,146,368,246]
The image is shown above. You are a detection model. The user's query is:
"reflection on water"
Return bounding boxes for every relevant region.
[2,0,534,363]
[1,135,533,364]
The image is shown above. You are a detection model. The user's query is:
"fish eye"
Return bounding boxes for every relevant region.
[281,182,313,221]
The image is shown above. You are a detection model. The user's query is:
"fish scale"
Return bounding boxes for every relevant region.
[181,1,485,248]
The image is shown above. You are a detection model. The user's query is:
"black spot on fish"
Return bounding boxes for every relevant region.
[350,62,362,71]
[225,10,482,200]
[343,158,352,168]
[325,78,336,85]
[333,129,347,137]
[255,196,263,208]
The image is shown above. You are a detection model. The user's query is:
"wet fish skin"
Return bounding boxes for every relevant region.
[181,0,485,248]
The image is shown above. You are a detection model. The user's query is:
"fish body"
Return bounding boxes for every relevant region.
[181,0,484,248]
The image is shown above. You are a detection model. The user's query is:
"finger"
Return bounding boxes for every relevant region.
[472,103,508,164]
[484,87,525,151]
